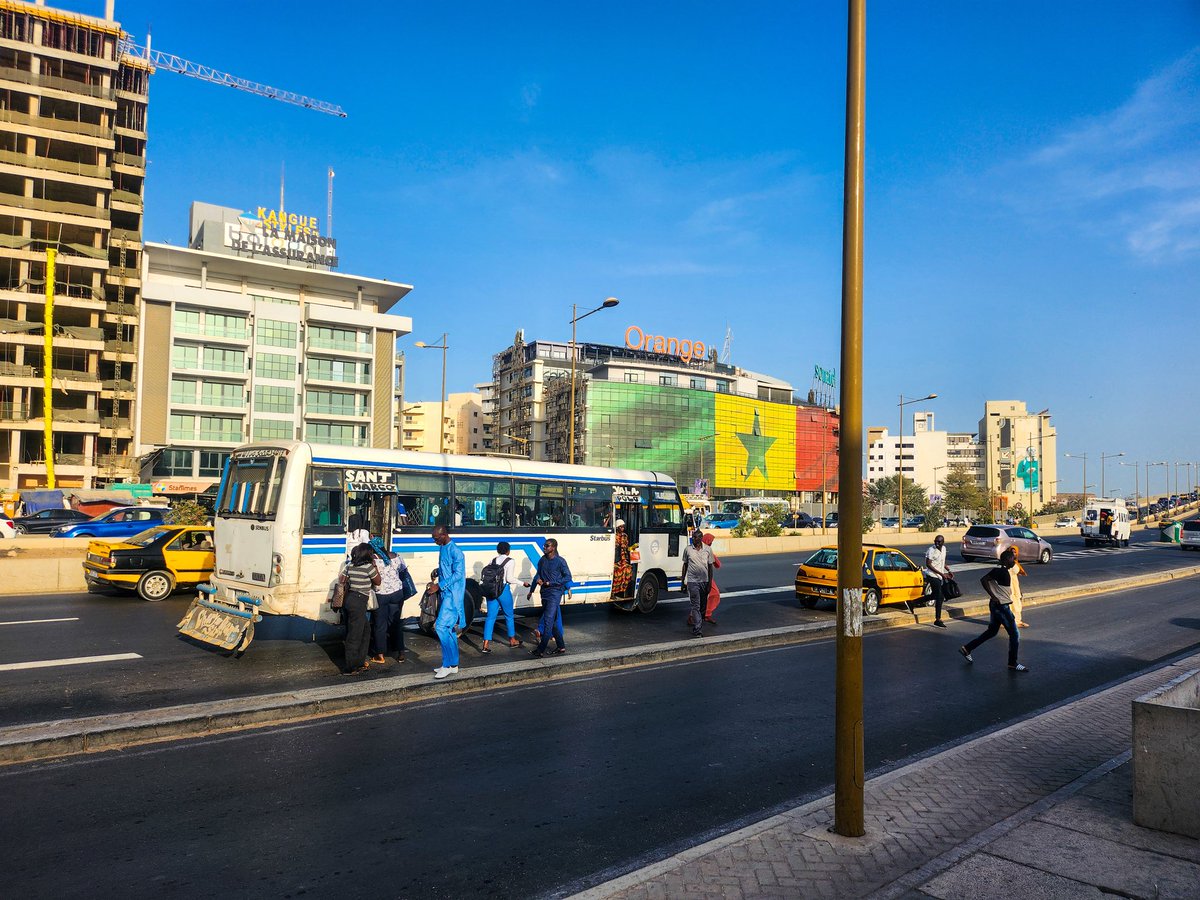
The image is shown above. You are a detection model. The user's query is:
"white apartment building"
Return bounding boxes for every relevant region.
[135,203,412,483]
[397,392,483,455]
[867,412,983,500]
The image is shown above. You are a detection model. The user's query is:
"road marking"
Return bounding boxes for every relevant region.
[0,653,141,672]
[0,617,80,627]
[658,586,793,606]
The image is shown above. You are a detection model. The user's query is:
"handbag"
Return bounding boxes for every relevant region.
[942,578,962,600]
[400,567,417,601]
[419,586,441,630]
[331,579,346,610]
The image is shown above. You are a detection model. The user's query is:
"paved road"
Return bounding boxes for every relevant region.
[0,532,1192,728]
[2,577,1198,898]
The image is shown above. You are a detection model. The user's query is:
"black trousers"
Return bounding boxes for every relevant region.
[926,574,945,619]
[343,591,371,671]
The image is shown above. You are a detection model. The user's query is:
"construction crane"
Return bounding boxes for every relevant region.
[117,37,347,117]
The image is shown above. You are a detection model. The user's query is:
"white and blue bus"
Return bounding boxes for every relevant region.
[179,441,688,651]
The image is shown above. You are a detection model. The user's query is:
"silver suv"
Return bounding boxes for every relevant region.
[1180,520,1200,550]
[961,524,1053,564]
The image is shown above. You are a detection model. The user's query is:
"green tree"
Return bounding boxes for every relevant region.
[166,499,208,527]
[941,465,988,522]
[868,475,928,520]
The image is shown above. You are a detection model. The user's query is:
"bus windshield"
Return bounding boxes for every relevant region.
[217,449,288,520]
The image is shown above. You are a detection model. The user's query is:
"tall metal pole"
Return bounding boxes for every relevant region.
[834,0,866,839]
[438,337,447,454]
[43,247,56,489]
[569,304,578,465]
[897,394,903,532]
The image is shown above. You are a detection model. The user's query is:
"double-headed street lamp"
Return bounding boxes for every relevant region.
[414,333,449,454]
[1148,461,1168,511]
[1120,461,1140,522]
[896,392,937,532]
[697,433,718,498]
[1099,451,1124,499]
[569,297,619,465]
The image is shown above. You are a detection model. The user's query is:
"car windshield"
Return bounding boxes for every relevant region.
[124,527,169,547]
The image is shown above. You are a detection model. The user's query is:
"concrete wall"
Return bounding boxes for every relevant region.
[1133,668,1200,839]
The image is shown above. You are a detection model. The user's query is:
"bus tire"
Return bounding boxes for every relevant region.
[636,574,660,614]
[462,584,480,630]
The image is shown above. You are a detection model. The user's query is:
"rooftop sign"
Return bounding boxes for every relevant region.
[223,206,339,267]
[624,325,706,364]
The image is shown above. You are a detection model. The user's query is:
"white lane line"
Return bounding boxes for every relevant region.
[0,652,141,672]
[658,586,794,606]
[0,617,80,627]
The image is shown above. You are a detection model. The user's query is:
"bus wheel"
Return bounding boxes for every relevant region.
[137,570,175,602]
[636,575,660,614]
[863,588,880,616]
[462,586,480,630]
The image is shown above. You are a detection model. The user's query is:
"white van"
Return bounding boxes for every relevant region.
[1081,499,1131,547]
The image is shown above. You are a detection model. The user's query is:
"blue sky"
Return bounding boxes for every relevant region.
[80,1,1200,496]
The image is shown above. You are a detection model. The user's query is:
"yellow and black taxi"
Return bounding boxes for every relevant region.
[795,544,930,615]
[83,525,215,602]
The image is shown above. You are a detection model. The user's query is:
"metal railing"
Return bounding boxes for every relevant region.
[0,147,109,179]
[0,108,109,137]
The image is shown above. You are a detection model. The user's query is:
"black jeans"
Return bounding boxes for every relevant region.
[343,591,371,671]
[926,574,945,619]
[964,599,1019,666]
[371,589,405,657]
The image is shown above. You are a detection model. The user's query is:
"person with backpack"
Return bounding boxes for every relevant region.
[368,536,414,665]
[480,541,522,653]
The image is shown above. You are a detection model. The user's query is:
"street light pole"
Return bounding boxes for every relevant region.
[1099,451,1124,499]
[697,433,718,499]
[569,297,619,465]
[1065,452,1088,508]
[896,392,937,532]
[834,0,866,838]
[414,333,449,454]
[1121,461,1139,523]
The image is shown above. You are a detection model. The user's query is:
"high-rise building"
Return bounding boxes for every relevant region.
[866,412,984,498]
[135,202,412,485]
[0,1,149,488]
[397,391,483,455]
[978,400,1056,514]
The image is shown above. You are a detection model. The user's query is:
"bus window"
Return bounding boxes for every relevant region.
[516,480,566,528]
[395,472,452,530]
[644,488,684,529]
[567,483,609,529]
[453,476,513,529]
[306,468,345,531]
[220,451,287,519]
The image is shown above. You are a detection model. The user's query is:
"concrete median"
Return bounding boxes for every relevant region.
[2,563,1199,767]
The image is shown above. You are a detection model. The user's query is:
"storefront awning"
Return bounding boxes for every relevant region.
[151,480,217,495]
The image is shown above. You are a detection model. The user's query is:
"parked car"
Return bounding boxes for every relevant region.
[1180,520,1200,551]
[961,524,1053,564]
[796,544,930,616]
[781,512,817,529]
[12,508,93,535]
[0,515,14,539]
[880,517,899,528]
[822,512,840,528]
[701,512,740,530]
[1055,516,1079,528]
[903,515,925,528]
[83,525,214,601]
[52,506,168,539]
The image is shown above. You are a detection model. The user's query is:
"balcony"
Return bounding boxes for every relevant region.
[303,369,371,388]
[0,147,109,181]
[305,403,370,420]
[111,152,144,171]
[0,108,110,139]
[306,336,373,357]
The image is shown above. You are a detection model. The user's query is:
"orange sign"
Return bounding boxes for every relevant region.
[624,325,706,364]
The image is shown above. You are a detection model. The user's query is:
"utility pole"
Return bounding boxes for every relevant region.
[834,0,866,839]
[43,248,56,489]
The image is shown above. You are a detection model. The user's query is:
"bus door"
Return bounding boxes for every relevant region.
[344,468,400,543]
[613,486,646,587]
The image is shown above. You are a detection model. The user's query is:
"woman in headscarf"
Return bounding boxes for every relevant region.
[611,519,633,600]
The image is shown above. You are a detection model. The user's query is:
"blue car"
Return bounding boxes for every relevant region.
[701,513,740,529]
[52,506,168,538]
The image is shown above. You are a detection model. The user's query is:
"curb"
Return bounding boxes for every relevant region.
[3,565,1199,766]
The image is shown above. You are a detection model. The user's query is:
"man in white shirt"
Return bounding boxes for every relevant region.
[923,534,954,628]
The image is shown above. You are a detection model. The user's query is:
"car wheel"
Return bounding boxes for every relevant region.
[636,573,660,614]
[798,595,818,610]
[137,570,175,602]
[73,532,94,538]
[14,524,27,535]
[1039,547,1052,564]
[863,588,880,616]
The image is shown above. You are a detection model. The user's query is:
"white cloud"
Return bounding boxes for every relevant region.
[1000,47,1200,262]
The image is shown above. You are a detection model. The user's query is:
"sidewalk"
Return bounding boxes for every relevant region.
[575,653,1200,900]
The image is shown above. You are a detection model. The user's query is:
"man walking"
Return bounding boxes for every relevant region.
[959,548,1029,672]
[681,529,714,637]
[432,525,465,679]
[923,534,954,627]
[528,538,572,658]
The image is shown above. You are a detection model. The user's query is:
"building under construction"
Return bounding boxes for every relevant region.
[0,0,146,488]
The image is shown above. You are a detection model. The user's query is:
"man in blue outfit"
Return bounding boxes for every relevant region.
[528,538,572,658]
[432,525,465,680]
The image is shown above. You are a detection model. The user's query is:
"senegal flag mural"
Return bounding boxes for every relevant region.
[584,382,836,496]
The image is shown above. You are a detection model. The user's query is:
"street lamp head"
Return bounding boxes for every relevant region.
[925,393,938,400]
[414,341,426,348]
[601,297,619,308]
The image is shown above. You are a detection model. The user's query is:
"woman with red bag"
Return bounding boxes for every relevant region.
[701,532,721,625]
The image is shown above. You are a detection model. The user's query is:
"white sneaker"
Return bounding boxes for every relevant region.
[446,666,459,674]
[434,666,458,680]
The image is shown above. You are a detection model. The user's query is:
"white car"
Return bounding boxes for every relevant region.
[0,515,15,539]
[1055,516,1078,528]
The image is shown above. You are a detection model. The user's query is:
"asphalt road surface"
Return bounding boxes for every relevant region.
[0,532,1194,727]
[1,575,1198,898]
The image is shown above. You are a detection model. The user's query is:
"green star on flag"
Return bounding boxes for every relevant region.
[737,410,776,480]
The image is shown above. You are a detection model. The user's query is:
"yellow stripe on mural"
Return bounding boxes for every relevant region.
[713,394,796,491]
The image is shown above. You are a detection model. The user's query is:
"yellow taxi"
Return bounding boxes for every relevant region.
[83,525,215,601]
[795,544,930,615]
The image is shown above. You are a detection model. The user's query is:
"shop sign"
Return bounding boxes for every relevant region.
[344,469,398,493]
[151,479,215,494]
[612,485,642,503]
[224,206,338,267]
[624,325,706,364]
[813,364,836,387]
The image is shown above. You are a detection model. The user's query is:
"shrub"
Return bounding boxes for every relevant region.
[166,499,209,526]
[753,517,782,537]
